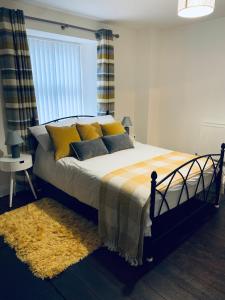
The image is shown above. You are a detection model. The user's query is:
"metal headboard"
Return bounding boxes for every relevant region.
[42,115,95,125]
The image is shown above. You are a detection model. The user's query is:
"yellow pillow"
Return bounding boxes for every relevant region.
[101,122,126,136]
[75,123,103,141]
[46,125,81,160]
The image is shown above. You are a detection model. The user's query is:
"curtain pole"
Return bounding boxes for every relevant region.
[25,15,120,38]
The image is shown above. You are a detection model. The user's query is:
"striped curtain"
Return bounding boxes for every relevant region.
[0,7,38,153]
[96,29,114,116]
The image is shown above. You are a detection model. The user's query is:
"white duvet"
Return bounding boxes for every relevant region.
[34,142,170,208]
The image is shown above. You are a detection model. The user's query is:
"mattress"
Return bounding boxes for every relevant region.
[33,142,214,234]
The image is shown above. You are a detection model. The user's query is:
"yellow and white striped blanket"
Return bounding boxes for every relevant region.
[99,151,213,266]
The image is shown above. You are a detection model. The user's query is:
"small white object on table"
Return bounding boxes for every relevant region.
[0,154,37,208]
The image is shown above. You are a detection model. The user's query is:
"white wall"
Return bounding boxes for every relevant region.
[114,24,137,128]
[134,27,161,143]
[140,17,225,155]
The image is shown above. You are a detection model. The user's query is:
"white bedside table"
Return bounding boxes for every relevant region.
[0,154,37,208]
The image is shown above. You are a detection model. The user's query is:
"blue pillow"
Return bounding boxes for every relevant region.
[71,138,109,161]
[102,133,134,153]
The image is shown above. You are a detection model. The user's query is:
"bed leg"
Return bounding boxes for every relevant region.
[147,172,157,265]
[150,171,157,222]
[215,143,225,208]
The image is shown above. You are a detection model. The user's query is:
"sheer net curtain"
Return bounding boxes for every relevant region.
[28,37,84,124]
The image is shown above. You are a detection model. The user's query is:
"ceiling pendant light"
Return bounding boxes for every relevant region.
[178,0,215,18]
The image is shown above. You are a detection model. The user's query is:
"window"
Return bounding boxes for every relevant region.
[28,31,97,124]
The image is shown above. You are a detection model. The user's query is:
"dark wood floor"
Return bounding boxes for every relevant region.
[0,191,225,300]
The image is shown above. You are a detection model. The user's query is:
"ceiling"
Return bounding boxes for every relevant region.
[19,0,225,28]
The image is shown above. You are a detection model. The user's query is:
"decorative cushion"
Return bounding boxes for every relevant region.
[71,138,109,161]
[46,125,81,160]
[102,133,134,153]
[75,123,103,141]
[101,122,126,136]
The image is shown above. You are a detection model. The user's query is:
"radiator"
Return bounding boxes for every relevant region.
[198,122,225,155]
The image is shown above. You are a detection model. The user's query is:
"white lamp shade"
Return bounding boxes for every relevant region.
[178,0,215,18]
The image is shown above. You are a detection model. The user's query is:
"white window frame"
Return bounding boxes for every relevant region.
[27,29,97,124]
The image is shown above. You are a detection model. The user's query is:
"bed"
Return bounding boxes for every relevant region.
[31,115,225,265]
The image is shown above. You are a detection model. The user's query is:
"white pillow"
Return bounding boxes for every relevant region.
[76,115,115,124]
[29,125,52,152]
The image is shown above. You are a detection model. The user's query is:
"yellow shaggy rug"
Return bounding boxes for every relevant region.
[0,198,100,279]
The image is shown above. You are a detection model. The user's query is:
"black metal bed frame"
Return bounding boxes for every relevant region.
[38,115,225,264]
[43,115,95,125]
[145,144,225,262]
